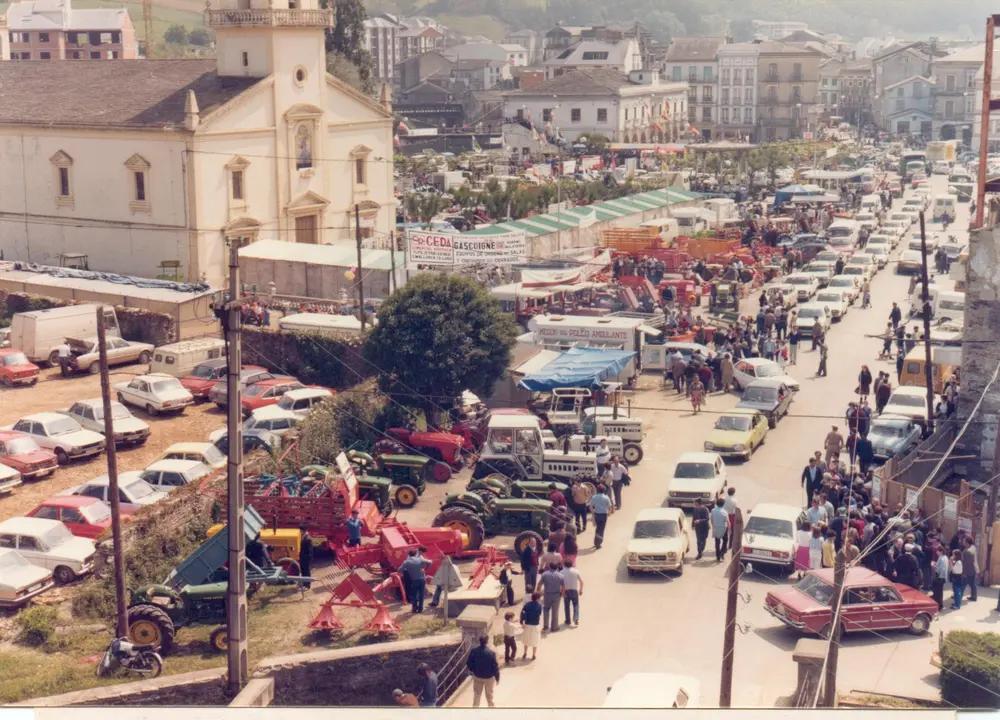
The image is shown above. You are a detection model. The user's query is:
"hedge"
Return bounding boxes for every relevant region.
[241,326,371,390]
[940,629,1000,707]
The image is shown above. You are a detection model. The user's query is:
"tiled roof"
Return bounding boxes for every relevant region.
[0,59,262,129]
[505,68,633,96]
[6,0,130,31]
[665,36,726,62]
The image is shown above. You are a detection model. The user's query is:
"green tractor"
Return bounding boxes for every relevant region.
[126,582,230,654]
[346,451,430,509]
[432,491,552,554]
[302,462,396,514]
[466,473,570,502]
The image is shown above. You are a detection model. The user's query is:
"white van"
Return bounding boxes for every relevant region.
[825,219,860,249]
[934,291,966,322]
[149,338,226,377]
[604,673,700,708]
[278,313,370,336]
[933,196,957,222]
[860,193,883,213]
[10,304,119,366]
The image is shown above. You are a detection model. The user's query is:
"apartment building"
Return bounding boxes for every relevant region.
[872,41,945,129]
[544,39,641,80]
[932,43,985,145]
[755,41,822,141]
[363,16,398,83]
[716,42,759,140]
[5,0,136,61]
[666,36,726,140]
[505,28,541,65]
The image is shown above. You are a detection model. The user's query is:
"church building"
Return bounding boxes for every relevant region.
[0,0,396,286]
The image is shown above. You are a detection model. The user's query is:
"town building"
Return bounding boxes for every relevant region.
[972,47,1000,153]
[838,59,874,128]
[872,41,945,131]
[755,41,822,141]
[715,42,759,140]
[396,50,453,92]
[932,43,985,145]
[543,25,587,61]
[502,67,687,148]
[752,20,808,41]
[362,16,399,83]
[882,75,935,136]
[0,13,9,60]
[432,58,510,92]
[0,0,395,286]
[505,28,542,65]
[446,41,529,67]
[543,39,641,80]
[397,23,445,63]
[4,0,137,61]
[666,36,727,140]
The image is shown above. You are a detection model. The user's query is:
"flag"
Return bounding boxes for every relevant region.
[472,136,482,153]
[397,121,409,134]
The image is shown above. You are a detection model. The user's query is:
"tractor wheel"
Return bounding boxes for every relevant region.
[127,604,176,653]
[432,507,485,550]
[374,439,406,457]
[431,461,452,483]
[513,530,544,556]
[209,626,229,653]
[623,443,644,464]
[394,484,419,509]
[381,499,395,517]
[583,481,598,497]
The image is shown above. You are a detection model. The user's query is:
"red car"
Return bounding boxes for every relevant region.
[240,378,306,416]
[25,496,134,539]
[180,361,266,400]
[765,567,938,637]
[0,430,58,480]
[0,349,40,387]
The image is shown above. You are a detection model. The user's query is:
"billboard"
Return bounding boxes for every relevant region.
[407,230,527,267]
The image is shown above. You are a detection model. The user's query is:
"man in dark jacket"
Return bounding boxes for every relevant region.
[889,302,902,329]
[692,498,710,559]
[466,636,500,707]
[963,536,979,602]
[801,456,823,504]
[519,536,539,593]
[298,525,313,589]
[893,544,921,589]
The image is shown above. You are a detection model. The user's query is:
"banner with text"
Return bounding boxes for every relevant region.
[407,230,527,267]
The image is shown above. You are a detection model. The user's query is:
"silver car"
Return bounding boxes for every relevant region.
[869,415,922,462]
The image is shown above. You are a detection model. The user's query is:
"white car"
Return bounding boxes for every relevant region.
[882,220,909,239]
[907,236,939,254]
[64,472,168,510]
[802,261,836,288]
[763,283,798,309]
[899,204,922,221]
[0,517,95,584]
[814,289,850,320]
[846,255,877,280]
[210,406,300,442]
[0,548,55,608]
[58,399,151,447]
[626,507,689,576]
[157,442,226,469]
[854,212,879,233]
[930,319,964,345]
[740,503,801,574]
[888,212,913,229]
[827,275,861,303]
[115,374,194,416]
[897,250,924,274]
[604,673,701,709]
[0,464,22,496]
[141,459,213,492]
[732,357,801,391]
[277,387,334,418]
[841,265,869,282]
[932,160,951,175]
[864,245,890,268]
[665,452,727,508]
[883,386,931,423]
[868,232,896,249]
[902,198,926,214]
[7,412,105,465]
[794,303,832,338]
[785,273,820,301]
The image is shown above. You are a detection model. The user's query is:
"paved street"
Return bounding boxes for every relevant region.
[452,174,974,708]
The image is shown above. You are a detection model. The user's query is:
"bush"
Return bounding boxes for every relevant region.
[16,606,58,647]
[296,388,386,466]
[940,630,1000,707]
[241,326,370,390]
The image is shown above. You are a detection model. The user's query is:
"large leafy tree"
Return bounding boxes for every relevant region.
[365,274,520,405]
[322,0,374,95]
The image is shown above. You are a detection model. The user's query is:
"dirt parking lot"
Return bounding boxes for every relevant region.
[0,363,227,521]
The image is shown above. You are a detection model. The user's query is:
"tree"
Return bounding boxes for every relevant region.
[321,0,374,95]
[364,274,520,405]
[187,28,212,46]
[164,24,187,44]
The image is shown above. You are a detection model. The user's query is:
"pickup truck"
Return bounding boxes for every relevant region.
[58,399,150,447]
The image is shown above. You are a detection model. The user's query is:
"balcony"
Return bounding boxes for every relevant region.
[765,73,779,82]
[790,72,803,82]
[205,8,333,28]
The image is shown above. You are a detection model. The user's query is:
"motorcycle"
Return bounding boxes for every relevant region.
[96,638,163,679]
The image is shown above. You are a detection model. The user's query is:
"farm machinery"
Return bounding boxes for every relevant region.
[432,490,552,554]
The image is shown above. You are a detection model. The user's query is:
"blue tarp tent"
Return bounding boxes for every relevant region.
[518,347,636,392]
[774,184,825,208]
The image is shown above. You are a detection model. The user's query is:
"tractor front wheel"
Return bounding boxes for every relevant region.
[432,507,485,550]
[394,484,419,509]
[623,443,644,464]
[210,626,229,653]
[513,530,544,556]
[431,461,452,483]
[127,604,176,653]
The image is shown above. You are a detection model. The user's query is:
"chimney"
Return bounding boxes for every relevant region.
[380,83,393,111]
[184,90,200,131]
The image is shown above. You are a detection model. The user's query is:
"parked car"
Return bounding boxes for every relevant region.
[740,503,801,573]
[703,409,768,460]
[840,265,869,282]
[58,399,151,447]
[140,459,212,492]
[0,430,58,480]
[0,517,96,584]
[0,548,55,608]
[277,387,335,417]
[115,374,194,416]
[802,262,836,288]
[0,464,21,496]
[882,386,931,423]
[0,349,40,387]
[940,238,968,261]
[794,303,833,338]
[208,369,292,408]
[846,255,877,280]
[181,361,268,400]
[864,245,890,269]
[67,336,154,374]
[814,289,850,321]
[240,378,306,416]
[763,284,798,310]
[869,415,922,463]
[25,496,126,540]
[765,567,938,637]
[908,235,940,254]
[210,406,300,442]
[625,507,689,576]
[665,452,727,508]
[867,232,896,249]
[785,273,820,301]
[732,358,800,392]
[63,473,167,511]
[156,442,226,469]
[603,673,700,708]
[827,275,861,303]
[897,250,924,274]
[735,378,794,428]
[212,428,281,456]
[6,413,105,465]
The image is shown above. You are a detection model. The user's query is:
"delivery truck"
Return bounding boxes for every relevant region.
[10,304,120,366]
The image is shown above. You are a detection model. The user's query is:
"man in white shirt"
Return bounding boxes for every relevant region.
[595,439,611,477]
[56,340,72,377]
[560,559,583,627]
[723,487,738,539]
[607,456,627,511]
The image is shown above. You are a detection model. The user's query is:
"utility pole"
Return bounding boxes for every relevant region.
[719,507,744,708]
[918,211,935,434]
[822,549,846,707]
[975,15,998,229]
[389,231,397,294]
[986,430,1000,584]
[354,204,366,331]
[224,240,248,695]
[96,307,127,640]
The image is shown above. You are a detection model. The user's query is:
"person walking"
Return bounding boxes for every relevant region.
[608,455,627,510]
[417,663,439,707]
[801,456,823,504]
[787,328,800,365]
[721,353,735,392]
[538,563,564,632]
[570,478,592,533]
[595,439,611,477]
[809,525,824,570]
[794,521,812,579]
[861,278,872,309]
[711,497,729,562]
[816,342,828,377]
[963,535,979,603]
[889,302,902,329]
[879,324,893,360]
[689,376,705,414]
[724,486,738,551]
[518,592,542,660]
[932,547,948,611]
[519,536,539,593]
[692,497,710,560]
[950,549,965,609]
[298,525,314,590]
[466,636,500,707]
[857,365,873,401]
[399,549,432,614]
[502,612,519,665]
[824,426,844,467]
[561,558,582,627]
[587,485,614,549]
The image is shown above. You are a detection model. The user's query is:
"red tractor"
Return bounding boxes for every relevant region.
[377,427,468,470]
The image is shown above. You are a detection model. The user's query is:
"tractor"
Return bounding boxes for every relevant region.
[466,473,571,502]
[127,582,230,653]
[432,490,552,554]
[708,280,740,313]
[472,414,600,485]
[343,453,428,509]
[378,427,468,471]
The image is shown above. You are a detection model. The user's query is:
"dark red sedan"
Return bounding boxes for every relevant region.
[25,496,135,540]
[765,567,938,637]
[180,361,267,400]
[0,349,40,387]
[0,431,58,480]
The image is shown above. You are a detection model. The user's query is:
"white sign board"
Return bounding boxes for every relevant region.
[407,230,527,267]
[944,495,958,520]
[905,487,920,507]
[871,476,882,501]
[803,131,814,140]
[536,324,631,343]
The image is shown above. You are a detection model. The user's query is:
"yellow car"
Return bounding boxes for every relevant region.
[703,409,768,460]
